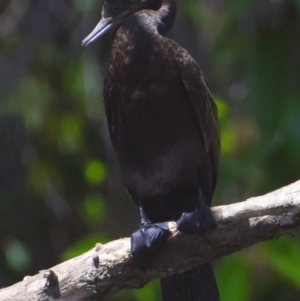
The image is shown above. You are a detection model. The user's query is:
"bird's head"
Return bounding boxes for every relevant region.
[81,0,161,48]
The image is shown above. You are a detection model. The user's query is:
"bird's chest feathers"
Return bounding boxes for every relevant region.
[112,28,174,79]
[109,28,184,132]
[112,44,178,105]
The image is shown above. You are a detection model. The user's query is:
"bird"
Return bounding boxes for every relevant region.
[82,0,220,300]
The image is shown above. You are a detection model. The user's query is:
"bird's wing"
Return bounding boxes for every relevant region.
[103,63,118,150]
[179,48,220,190]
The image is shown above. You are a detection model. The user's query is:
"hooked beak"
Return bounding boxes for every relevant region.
[82,17,114,48]
[82,12,129,48]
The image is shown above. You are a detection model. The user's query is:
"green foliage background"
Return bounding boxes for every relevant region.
[0,0,300,300]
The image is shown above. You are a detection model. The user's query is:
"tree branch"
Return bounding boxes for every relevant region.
[1,180,300,301]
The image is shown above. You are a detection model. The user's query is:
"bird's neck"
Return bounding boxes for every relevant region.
[110,0,176,67]
[156,0,176,34]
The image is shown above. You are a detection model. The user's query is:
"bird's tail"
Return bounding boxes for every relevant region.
[161,263,219,301]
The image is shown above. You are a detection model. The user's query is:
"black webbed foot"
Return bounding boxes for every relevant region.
[131,222,170,269]
[177,205,216,235]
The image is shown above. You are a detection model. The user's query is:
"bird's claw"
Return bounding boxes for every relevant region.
[131,222,171,269]
[177,205,216,235]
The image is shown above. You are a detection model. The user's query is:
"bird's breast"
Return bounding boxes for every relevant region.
[107,32,208,202]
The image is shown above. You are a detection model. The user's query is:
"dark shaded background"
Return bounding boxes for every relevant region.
[1,0,300,300]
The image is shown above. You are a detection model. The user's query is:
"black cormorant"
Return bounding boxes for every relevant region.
[82,0,220,300]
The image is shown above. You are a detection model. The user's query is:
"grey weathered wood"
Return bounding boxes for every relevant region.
[1,180,300,301]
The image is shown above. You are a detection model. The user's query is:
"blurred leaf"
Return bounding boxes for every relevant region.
[2,76,51,133]
[215,98,229,122]
[264,238,300,289]
[85,160,106,185]
[2,238,31,273]
[38,42,57,66]
[215,97,237,156]
[180,0,202,24]
[82,192,106,223]
[227,0,253,19]
[59,115,83,153]
[220,127,236,156]
[63,62,84,98]
[214,0,253,60]
[247,26,289,138]
[134,280,161,301]
[217,254,251,301]
[74,0,98,12]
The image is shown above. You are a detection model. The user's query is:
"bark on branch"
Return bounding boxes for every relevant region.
[1,180,300,301]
